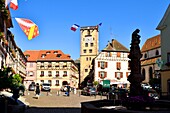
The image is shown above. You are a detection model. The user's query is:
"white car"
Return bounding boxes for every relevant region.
[141,83,152,89]
[41,83,51,91]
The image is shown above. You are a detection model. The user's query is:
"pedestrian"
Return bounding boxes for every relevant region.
[35,83,40,99]
[66,85,70,96]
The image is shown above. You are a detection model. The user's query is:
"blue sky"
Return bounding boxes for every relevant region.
[9,0,170,60]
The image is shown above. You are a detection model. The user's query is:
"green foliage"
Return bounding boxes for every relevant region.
[0,67,22,90]
[93,81,99,86]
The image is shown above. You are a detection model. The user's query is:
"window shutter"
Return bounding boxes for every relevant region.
[117,52,121,57]
[98,72,100,77]
[126,72,129,78]
[120,72,123,78]
[105,62,108,68]
[115,72,117,78]
[98,62,100,67]
[105,72,107,78]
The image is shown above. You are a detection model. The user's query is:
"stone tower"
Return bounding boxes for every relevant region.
[80,26,99,86]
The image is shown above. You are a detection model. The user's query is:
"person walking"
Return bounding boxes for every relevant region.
[35,83,40,99]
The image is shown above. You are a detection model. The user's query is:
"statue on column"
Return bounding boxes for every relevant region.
[128,29,144,96]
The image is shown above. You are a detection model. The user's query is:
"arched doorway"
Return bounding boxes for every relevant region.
[142,68,146,79]
[149,67,153,80]
[62,81,68,86]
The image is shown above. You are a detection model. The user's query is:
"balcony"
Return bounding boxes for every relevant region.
[48,64,52,67]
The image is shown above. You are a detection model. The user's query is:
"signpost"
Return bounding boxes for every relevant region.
[102,80,110,88]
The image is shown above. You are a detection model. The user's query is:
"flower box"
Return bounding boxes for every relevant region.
[40,74,44,77]
[63,74,67,77]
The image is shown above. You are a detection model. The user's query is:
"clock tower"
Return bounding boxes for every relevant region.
[80,26,99,86]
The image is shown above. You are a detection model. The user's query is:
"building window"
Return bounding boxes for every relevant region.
[40,80,44,84]
[90,43,93,47]
[86,57,88,61]
[48,80,52,86]
[30,63,33,67]
[89,49,92,53]
[117,52,121,57]
[56,80,59,86]
[85,69,88,72]
[85,43,88,47]
[98,71,107,79]
[48,71,52,76]
[29,71,34,76]
[115,72,123,79]
[63,71,67,77]
[116,62,121,70]
[144,53,147,58]
[56,71,59,77]
[48,62,52,67]
[156,50,159,56]
[89,57,91,61]
[98,61,108,69]
[142,68,146,80]
[40,71,44,77]
[83,49,86,53]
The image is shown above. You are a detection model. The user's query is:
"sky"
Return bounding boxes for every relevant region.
[9,0,170,60]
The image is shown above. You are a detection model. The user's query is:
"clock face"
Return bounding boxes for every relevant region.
[85,36,93,43]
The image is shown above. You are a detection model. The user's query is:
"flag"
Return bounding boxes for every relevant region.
[10,0,18,10]
[98,23,102,26]
[5,0,12,7]
[71,24,80,32]
[15,18,39,40]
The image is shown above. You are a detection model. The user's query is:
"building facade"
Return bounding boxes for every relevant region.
[141,35,161,83]
[24,50,79,89]
[80,26,99,87]
[156,4,170,93]
[94,39,130,88]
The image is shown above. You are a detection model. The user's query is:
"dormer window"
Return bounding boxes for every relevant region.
[144,53,147,58]
[156,50,159,56]
[41,54,46,58]
[57,54,61,58]
[54,51,58,54]
[46,51,50,54]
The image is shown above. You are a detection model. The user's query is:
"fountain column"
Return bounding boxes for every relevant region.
[128,29,144,96]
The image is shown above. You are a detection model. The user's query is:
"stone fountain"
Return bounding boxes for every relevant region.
[81,29,170,113]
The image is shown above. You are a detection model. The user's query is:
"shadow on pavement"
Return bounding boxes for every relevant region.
[25,106,81,113]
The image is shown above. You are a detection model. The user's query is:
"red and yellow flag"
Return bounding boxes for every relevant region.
[15,18,39,40]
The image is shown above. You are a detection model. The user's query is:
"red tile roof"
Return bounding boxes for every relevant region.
[24,50,72,61]
[141,57,158,66]
[141,35,161,52]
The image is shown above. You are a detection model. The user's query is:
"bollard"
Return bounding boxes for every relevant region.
[100,93,102,99]
[95,94,96,99]
[79,91,80,97]
[47,91,49,96]
[58,90,60,96]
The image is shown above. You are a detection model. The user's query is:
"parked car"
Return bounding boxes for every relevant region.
[81,87,97,96]
[41,83,51,91]
[141,83,152,89]
[107,88,129,100]
[145,89,160,99]
[28,83,36,91]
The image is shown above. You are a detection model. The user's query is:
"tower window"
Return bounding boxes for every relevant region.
[85,43,88,47]
[86,57,88,61]
[89,49,92,53]
[83,49,86,53]
[90,43,93,47]
[156,50,159,56]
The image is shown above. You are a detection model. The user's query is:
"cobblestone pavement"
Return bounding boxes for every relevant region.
[24,90,107,113]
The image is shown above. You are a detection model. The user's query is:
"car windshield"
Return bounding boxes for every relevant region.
[43,84,50,86]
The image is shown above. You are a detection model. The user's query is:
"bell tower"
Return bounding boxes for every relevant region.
[80,26,99,86]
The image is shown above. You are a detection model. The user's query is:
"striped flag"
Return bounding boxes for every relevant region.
[71,24,80,32]
[5,0,12,7]
[10,0,18,10]
[15,18,39,40]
